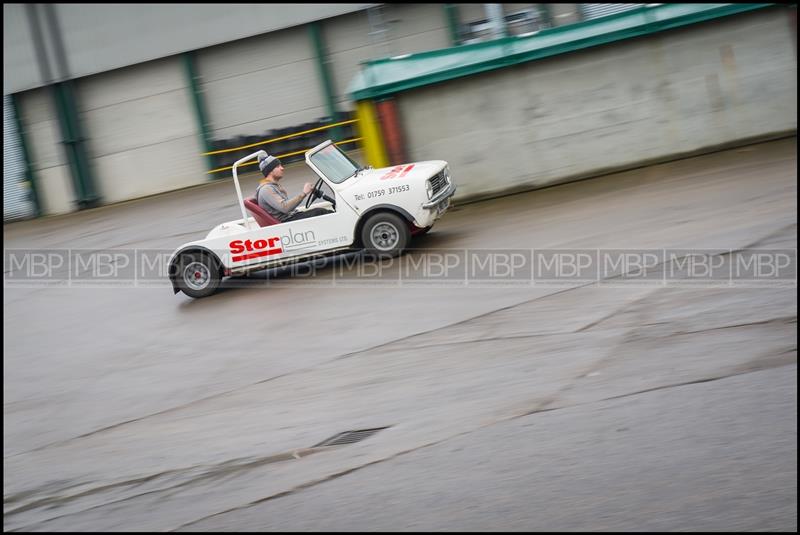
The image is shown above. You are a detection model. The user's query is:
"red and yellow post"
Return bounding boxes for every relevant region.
[375,98,409,166]
[355,99,389,169]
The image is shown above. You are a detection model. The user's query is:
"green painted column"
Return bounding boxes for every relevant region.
[309,21,341,141]
[10,93,42,217]
[183,51,215,175]
[52,80,100,208]
[444,4,461,46]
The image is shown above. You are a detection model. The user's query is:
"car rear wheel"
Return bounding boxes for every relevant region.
[361,212,410,258]
[176,252,221,298]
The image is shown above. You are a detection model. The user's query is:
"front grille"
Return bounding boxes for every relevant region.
[429,170,447,196]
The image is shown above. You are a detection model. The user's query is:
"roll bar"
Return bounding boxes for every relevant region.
[232,150,266,230]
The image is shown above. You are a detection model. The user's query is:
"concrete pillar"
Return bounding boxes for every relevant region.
[484,4,507,39]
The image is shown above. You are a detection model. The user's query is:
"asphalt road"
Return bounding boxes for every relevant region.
[3,138,797,531]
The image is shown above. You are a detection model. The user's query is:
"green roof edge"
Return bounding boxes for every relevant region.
[351,3,775,101]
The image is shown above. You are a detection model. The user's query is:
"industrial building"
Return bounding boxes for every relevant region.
[3,4,796,221]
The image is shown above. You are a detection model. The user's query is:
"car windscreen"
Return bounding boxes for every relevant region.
[309,143,360,184]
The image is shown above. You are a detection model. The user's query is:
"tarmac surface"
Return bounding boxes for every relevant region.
[3,138,797,531]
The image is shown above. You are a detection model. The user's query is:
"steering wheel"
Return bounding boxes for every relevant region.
[305,178,336,210]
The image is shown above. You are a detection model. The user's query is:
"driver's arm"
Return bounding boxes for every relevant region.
[259,185,306,215]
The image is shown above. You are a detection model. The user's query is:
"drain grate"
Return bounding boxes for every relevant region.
[313,427,390,448]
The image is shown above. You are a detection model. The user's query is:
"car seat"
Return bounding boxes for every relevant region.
[243,197,281,227]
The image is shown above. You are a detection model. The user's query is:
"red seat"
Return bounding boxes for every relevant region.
[244,197,281,227]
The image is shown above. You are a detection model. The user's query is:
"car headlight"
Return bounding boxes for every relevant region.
[444,166,450,183]
[425,180,433,199]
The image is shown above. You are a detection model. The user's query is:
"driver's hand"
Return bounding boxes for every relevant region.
[303,183,314,195]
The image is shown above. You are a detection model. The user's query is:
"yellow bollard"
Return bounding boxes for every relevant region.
[355,100,389,169]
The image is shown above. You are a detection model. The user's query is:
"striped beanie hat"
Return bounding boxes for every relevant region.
[258,152,281,177]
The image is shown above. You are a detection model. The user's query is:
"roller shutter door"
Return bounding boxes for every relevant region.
[197,27,326,140]
[3,95,36,221]
[580,4,643,21]
[77,57,207,205]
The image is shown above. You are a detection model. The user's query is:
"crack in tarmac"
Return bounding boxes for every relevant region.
[672,316,796,336]
[169,360,797,532]
[6,226,797,532]
[395,315,797,351]
[4,448,323,522]
[7,225,796,460]
[6,341,796,530]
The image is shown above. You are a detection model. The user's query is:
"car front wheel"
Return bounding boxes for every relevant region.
[361,212,410,258]
[176,252,221,298]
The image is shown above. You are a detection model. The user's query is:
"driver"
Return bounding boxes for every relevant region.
[256,152,333,222]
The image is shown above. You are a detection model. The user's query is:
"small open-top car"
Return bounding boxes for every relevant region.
[168,140,456,298]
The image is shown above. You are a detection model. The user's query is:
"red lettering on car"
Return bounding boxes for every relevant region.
[229,240,245,254]
[381,166,404,180]
[230,237,283,262]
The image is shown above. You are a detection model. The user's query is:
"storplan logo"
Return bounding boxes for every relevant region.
[280,228,317,250]
[229,237,283,262]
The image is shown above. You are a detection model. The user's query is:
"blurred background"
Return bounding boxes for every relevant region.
[5,3,795,220]
[3,3,797,532]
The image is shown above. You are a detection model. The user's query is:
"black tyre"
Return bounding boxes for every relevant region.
[361,212,410,258]
[176,252,221,298]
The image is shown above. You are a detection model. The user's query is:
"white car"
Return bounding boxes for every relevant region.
[168,140,456,298]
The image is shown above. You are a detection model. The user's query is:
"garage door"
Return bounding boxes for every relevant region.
[3,95,36,221]
[77,57,208,205]
[580,4,644,21]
